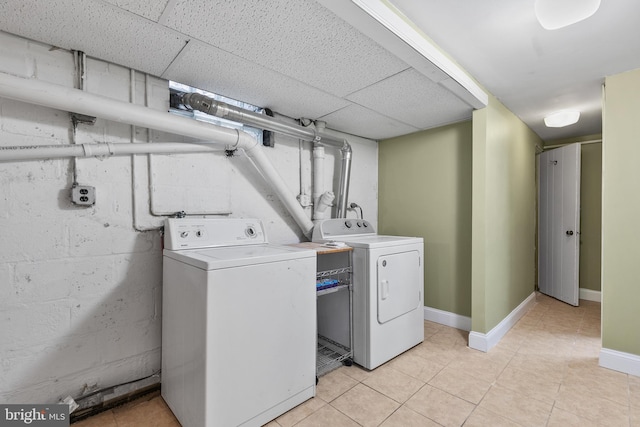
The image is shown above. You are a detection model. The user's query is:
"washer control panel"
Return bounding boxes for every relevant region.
[312,218,376,241]
[164,218,266,250]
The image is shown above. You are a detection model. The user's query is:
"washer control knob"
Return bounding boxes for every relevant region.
[180,231,189,238]
[344,220,352,228]
[245,226,257,238]
[363,221,369,228]
[357,221,362,227]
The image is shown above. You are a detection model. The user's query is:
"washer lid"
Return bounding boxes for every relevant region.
[163,244,315,270]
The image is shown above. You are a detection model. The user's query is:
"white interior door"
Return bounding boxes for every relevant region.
[538,143,581,306]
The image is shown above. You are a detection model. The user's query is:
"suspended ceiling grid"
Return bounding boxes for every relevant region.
[0,0,476,140]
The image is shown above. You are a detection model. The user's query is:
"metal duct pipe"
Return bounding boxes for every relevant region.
[182,92,318,142]
[336,145,352,218]
[181,92,353,218]
[0,72,315,238]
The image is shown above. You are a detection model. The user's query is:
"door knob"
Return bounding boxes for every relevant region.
[566,230,574,236]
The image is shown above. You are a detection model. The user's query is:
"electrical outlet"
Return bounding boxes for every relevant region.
[71,185,96,206]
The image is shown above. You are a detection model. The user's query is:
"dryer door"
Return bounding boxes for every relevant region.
[377,250,421,324]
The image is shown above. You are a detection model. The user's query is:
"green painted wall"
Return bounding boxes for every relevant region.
[378,121,472,316]
[579,143,602,292]
[602,68,640,355]
[472,96,541,333]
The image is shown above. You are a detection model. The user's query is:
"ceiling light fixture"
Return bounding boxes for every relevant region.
[535,0,601,30]
[544,111,580,127]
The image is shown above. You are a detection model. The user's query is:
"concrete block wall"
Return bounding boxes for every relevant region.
[0,31,378,404]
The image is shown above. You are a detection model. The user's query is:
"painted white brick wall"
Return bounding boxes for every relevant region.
[0,31,378,404]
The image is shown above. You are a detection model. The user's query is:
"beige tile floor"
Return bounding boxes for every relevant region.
[74,293,638,426]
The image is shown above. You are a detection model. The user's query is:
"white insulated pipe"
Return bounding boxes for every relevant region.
[312,145,325,206]
[0,72,315,238]
[314,191,335,220]
[0,73,243,146]
[298,139,312,215]
[0,142,225,160]
[241,143,314,237]
[311,145,335,220]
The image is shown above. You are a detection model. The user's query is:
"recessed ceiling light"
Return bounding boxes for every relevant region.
[535,0,601,30]
[544,111,580,127]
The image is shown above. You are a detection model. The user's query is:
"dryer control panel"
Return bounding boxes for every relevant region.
[312,218,376,241]
[164,218,266,250]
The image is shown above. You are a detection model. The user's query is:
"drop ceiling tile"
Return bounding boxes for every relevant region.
[163,40,350,120]
[101,0,170,21]
[319,104,419,140]
[0,0,187,76]
[347,69,473,129]
[162,0,409,97]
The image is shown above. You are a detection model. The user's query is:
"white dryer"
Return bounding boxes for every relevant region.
[313,219,424,370]
[162,218,316,427]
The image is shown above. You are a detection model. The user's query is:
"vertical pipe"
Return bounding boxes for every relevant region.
[335,146,352,218]
[313,144,325,206]
[130,68,140,229]
[298,139,312,217]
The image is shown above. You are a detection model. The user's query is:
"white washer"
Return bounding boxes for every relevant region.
[313,219,424,370]
[162,218,316,427]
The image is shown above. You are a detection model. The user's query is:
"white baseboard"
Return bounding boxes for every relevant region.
[468,292,536,353]
[600,348,640,377]
[423,306,471,331]
[579,288,601,302]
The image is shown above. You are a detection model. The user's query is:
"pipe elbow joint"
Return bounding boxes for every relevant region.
[232,130,258,152]
[341,142,352,156]
[313,191,335,220]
